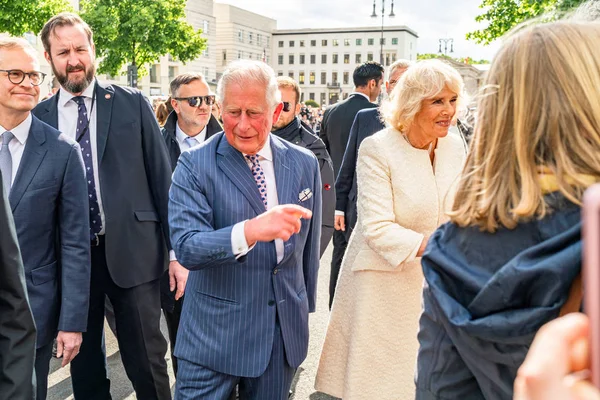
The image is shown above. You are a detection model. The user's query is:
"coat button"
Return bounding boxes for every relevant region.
[268,300,275,306]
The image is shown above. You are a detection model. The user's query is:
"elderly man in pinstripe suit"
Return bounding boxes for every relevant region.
[168,60,322,400]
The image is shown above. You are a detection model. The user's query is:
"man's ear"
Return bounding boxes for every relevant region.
[44,51,52,65]
[171,98,180,114]
[294,102,301,116]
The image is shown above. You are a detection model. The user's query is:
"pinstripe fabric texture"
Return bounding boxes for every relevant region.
[169,132,322,380]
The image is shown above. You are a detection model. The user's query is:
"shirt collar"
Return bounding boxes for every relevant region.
[176,121,206,145]
[0,113,32,145]
[244,134,273,162]
[350,92,371,102]
[59,78,97,107]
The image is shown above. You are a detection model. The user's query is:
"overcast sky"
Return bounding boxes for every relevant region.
[219,0,501,62]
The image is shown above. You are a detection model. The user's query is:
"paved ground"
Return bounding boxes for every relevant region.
[47,245,339,400]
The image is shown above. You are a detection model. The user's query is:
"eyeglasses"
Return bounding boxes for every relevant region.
[282,101,293,112]
[174,95,216,107]
[0,69,46,86]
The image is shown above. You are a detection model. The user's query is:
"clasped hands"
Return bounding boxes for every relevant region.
[244,204,313,246]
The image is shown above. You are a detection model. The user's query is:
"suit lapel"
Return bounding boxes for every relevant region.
[271,136,294,206]
[10,117,48,211]
[216,135,266,216]
[95,82,114,163]
[39,93,59,128]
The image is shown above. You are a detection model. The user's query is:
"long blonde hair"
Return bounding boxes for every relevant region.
[450,21,600,232]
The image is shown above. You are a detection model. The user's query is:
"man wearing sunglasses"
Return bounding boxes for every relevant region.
[272,77,335,258]
[160,72,222,376]
[0,36,90,400]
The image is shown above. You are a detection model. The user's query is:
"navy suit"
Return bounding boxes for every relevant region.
[8,116,90,400]
[335,108,385,240]
[169,133,321,399]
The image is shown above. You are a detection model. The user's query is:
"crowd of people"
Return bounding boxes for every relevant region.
[1,2,600,400]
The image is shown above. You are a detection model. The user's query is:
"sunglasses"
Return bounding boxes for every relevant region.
[282,101,294,112]
[174,95,216,107]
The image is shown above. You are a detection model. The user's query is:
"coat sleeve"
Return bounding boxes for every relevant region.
[0,174,36,400]
[355,137,424,269]
[335,111,360,213]
[303,156,322,312]
[57,142,92,333]
[319,109,331,154]
[313,140,335,258]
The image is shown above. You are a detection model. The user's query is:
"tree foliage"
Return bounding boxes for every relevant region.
[79,0,206,77]
[467,0,585,44]
[417,53,490,65]
[0,0,71,36]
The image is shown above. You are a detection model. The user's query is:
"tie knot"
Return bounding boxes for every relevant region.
[245,154,260,164]
[2,131,14,146]
[72,96,85,106]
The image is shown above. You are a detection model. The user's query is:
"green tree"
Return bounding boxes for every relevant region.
[467,0,585,45]
[79,0,206,78]
[417,53,490,65]
[304,99,319,108]
[0,0,72,36]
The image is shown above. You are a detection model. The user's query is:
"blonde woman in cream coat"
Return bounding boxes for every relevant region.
[315,60,467,400]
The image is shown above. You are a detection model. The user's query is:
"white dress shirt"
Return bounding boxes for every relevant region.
[175,122,207,151]
[0,113,32,187]
[57,80,106,235]
[231,138,284,263]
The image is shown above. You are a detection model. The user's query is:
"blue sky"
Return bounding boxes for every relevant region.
[220,0,502,62]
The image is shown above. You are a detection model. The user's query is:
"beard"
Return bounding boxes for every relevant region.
[52,61,95,94]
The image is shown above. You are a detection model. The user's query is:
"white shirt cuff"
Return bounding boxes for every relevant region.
[169,250,177,262]
[232,220,255,259]
[335,210,345,216]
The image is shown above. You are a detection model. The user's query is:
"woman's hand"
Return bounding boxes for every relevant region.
[514,313,600,400]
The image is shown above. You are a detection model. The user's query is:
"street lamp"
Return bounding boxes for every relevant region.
[438,38,454,55]
[370,0,395,65]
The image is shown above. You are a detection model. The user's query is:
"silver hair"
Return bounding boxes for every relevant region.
[0,35,38,60]
[216,60,281,109]
[387,58,413,80]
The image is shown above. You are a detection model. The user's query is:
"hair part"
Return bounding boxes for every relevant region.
[450,20,600,232]
[276,76,301,103]
[41,12,94,54]
[381,59,466,132]
[216,60,280,109]
[353,61,384,87]
[170,73,209,98]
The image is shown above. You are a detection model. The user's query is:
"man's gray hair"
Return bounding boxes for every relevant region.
[387,59,413,80]
[0,35,38,60]
[216,60,281,109]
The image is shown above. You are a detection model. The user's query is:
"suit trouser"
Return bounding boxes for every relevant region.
[163,294,184,376]
[328,229,348,309]
[70,236,171,400]
[175,319,294,400]
[34,341,53,400]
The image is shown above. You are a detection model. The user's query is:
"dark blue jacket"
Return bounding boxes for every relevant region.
[416,194,581,400]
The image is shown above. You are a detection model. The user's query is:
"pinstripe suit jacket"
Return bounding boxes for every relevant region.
[169,132,322,377]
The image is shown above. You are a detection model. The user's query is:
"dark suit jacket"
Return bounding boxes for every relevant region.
[33,82,173,288]
[9,116,90,348]
[335,108,385,238]
[319,94,377,176]
[0,173,36,400]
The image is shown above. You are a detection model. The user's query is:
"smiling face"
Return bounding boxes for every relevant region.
[221,81,283,155]
[410,85,458,144]
[45,23,96,95]
[0,48,40,120]
[171,79,212,136]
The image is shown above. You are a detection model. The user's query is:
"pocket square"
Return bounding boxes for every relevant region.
[298,188,313,202]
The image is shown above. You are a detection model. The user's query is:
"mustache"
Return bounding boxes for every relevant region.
[66,64,85,73]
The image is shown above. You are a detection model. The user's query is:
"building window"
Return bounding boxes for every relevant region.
[238,50,242,59]
[278,71,283,76]
[392,53,397,63]
[343,71,349,85]
[248,32,253,45]
[202,45,209,58]
[332,53,338,64]
[356,38,362,46]
[380,38,386,45]
[222,50,227,66]
[332,72,338,84]
[300,40,305,47]
[300,54,305,64]
[299,71,305,84]
[238,30,244,42]
[321,71,326,84]
[368,38,374,45]
[289,54,295,64]
[202,67,209,80]
[278,54,283,65]
[309,92,315,101]
[410,42,413,50]
[322,39,328,46]
[344,39,350,46]
[150,64,159,83]
[311,40,316,46]
[367,52,373,61]
[257,33,262,46]
[355,53,362,63]
[321,54,327,64]
[289,71,294,79]
[392,37,398,45]
[344,53,350,64]
[279,40,284,48]
[310,54,316,64]
[289,40,295,47]
[333,39,339,46]
[203,20,209,34]
[309,71,315,84]
[320,92,326,105]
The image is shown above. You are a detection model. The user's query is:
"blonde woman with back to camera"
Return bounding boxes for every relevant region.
[415,19,600,400]
[314,60,467,400]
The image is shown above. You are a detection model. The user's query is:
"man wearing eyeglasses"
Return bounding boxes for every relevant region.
[160,72,222,376]
[0,36,90,400]
[271,76,334,258]
[33,13,173,399]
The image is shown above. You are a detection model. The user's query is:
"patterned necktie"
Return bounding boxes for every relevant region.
[72,96,103,240]
[0,131,14,195]
[245,154,268,210]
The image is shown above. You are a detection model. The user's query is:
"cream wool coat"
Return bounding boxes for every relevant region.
[315,127,466,400]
